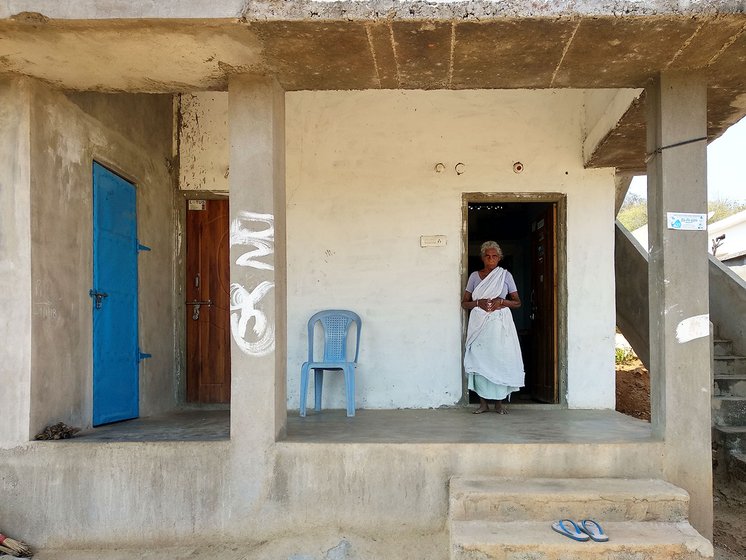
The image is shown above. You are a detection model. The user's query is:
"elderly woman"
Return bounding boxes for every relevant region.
[461,241,525,414]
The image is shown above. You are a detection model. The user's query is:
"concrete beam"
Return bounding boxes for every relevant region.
[614,172,635,215]
[583,89,643,169]
[228,75,287,448]
[646,70,712,539]
[3,0,746,21]
[0,77,33,447]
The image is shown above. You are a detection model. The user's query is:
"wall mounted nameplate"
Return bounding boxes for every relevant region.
[667,212,706,231]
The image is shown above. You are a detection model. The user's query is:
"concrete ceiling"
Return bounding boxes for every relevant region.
[1,9,745,172]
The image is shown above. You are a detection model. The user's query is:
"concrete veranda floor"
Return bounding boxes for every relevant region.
[64,406,653,444]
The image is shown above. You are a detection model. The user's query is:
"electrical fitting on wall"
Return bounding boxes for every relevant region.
[513,161,524,173]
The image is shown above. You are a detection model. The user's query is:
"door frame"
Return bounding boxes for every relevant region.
[461,192,568,407]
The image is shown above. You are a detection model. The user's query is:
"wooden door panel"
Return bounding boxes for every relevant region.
[530,205,558,403]
[186,199,231,403]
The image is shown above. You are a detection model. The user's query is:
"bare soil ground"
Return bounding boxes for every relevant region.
[616,358,746,559]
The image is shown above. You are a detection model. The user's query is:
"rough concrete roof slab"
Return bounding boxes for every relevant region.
[452,19,579,89]
[365,22,399,88]
[391,21,452,89]
[251,21,379,90]
[0,8,744,170]
[4,0,746,21]
[553,17,701,88]
[667,16,745,69]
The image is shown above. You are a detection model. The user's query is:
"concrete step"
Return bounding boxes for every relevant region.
[712,396,746,426]
[450,520,713,560]
[730,452,746,493]
[714,356,746,375]
[449,477,689,523]
[714,374,746,397]
[713,339,734,356]
[713,425,746,454]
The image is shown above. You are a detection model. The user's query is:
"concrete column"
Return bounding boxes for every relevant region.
[228,75,287,449]
[0,77,33,447]
[646,71,712,538]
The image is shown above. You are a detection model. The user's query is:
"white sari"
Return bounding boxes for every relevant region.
[464,267,525,394]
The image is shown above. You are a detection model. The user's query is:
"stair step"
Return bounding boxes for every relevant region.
[714,356,746,375]
[450,520,713,560]
[713,425,746,454]
[714,339,734,356]
[449,478,689,523]
[712,396,746,425]
[730,453,746,493]
[713,374,746,397]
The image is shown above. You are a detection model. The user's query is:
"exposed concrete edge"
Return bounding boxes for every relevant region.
[614,171,636,215]
[584,89,643,168]
[709,253,746,356]
[3,0,746,21]
[615,220,650,369]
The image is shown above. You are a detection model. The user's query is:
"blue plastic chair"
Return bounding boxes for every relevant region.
[300,310,362,417]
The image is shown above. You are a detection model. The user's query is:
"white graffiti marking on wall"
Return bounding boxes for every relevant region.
[229,211,275,356]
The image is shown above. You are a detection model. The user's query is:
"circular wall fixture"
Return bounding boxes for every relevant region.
[513,161,524,174]
[455,162,466,175]
[434,163,446,173]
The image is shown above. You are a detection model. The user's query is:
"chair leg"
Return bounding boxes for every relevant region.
[344,366,355,417]
[314,369,324,412]
[300,364,310,417]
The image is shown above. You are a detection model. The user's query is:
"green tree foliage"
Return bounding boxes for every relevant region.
[617,193,648,231]
[707,199,746,224]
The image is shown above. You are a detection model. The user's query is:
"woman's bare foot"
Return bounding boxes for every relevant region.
[473,406,490,414]
[494,403,509,414]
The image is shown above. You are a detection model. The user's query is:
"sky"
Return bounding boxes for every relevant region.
[628,116,746,203]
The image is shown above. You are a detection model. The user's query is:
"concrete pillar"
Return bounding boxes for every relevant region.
[0,77,33,447]
[228,75,287,450]
[646,71,712,538]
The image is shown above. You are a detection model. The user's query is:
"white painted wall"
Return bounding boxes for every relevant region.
[177,89,617,409]
[284,89,617,410]
[709,209,746,262]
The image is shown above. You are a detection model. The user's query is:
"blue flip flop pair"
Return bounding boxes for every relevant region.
[551,519,609,542]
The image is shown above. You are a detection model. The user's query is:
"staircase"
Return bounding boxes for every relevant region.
[712,336,746,491]
[449,477,713,559]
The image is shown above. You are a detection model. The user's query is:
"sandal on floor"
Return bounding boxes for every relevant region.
[551,519,589,542]
[579,519,609,542]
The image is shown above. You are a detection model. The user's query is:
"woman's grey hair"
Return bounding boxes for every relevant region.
[480,241,503,258]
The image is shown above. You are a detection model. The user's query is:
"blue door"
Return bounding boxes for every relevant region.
[92,162,139,426]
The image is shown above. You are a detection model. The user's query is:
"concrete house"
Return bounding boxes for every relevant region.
[1,1,745,557]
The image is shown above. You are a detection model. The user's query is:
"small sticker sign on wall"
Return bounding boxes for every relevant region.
[189,200,206,211]
[667,212,706,231]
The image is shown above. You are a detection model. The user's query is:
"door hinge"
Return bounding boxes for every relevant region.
[138,348,152,362]
[137,240,151,253]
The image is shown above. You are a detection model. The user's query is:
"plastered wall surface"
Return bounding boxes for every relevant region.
[27,83,177,433]
[284,89,617,410]
[0,78,33,445]
[177,89,617,409]
[179,92,229,192]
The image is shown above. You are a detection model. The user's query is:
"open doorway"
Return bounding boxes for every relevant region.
[463,196,561,404]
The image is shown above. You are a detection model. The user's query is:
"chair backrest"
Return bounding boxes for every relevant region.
[307,309,362,363]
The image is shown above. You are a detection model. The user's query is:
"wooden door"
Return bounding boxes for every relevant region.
[529,205,558,403]
[186,199,231,403]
